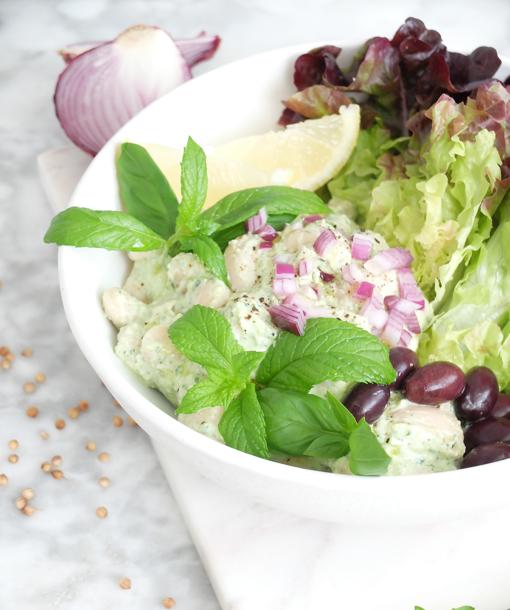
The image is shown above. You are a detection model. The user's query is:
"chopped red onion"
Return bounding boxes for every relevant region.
[246,208,268,234]
[273,262,296,296]
[406,311,421,334]
[383,296,420,314]
[54,26,192,155]
[341,262,365,284]
[320,270,335,283]
[381,308,407,346]
[269,304,306,336]
[364,248,413,275]
[397,268,425,309]
[341,264,356,284]
[314,229,336,256]
[298,259,313,276]
[259,241,273,250]
[283,294,331,319]
[354,281,375,300]
[361,292,388,331]
[303,214,323,225]
[259,225,277,242]
[399,328,413,347]
[351,233,372,261]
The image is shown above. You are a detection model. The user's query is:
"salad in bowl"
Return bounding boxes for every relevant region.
[45,17,510,479]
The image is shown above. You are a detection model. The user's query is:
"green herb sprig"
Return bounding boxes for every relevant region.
[169,305,395,476]
[44,139,329,284]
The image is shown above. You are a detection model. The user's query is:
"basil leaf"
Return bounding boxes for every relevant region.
[117,143,178,238]
[219,383,269,458]
[201,186,329,233]
[258,388,350,459]
[178,136,208,229]
[180,235,229,285]
[348,419,390,476]
[43,207,166,251]
[168,305,242,373]
[325,392,358,433]
[256,318,396,392]
[178,377,242,414]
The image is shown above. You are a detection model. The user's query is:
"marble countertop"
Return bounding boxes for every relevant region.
[2,1,510,609]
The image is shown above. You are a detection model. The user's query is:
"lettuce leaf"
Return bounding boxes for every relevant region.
[418,206,510,390]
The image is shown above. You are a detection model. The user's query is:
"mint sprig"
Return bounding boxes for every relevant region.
[44,137,328,284]
[168,305,392,473]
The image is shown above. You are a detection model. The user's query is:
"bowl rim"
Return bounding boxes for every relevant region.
[59,39,510,493]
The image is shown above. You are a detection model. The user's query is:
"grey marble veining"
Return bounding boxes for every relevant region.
[2,1,510,609]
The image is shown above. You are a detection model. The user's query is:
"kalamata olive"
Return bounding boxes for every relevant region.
[389,347,419,390]
[461,443,510,468]
[404,361,465,405]
[464,418,510,452]
[344,383,390,424]
[491,393,510,419]
[454,366,499,421]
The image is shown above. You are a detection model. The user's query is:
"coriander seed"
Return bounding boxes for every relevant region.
[112,415,123,428]
[55,419,66,430]
[0,474,8,486]
[23,382,36,394]
[51,470,64,480]
[8,439,18,450]
[26,406,39,418]
[21,488,34,500]
[162,597,176,608]
[8,454,19,464]
[98,476,110,488]
[119,578,131,590]
[85,441,96,452]
[96,506,108,519]
[98,452,110,463]
[35,372,46,383]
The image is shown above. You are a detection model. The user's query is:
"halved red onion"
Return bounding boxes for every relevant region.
[364,248,413,275]
[259,241,273,250]
[283,294,331,319]
[246,208,268,234]
[351,233,372,261]
[273,262,296,296]
[354,281,375,300]
[55,26,192,155]
[320,270,335,283]
[397,268,425,309]
[383,296,420,315]
[406,311,421,334]
[298,259,313,276]
[381,308,407,346]
[59,31,221,69]
[361,292,388,331]
[303,215,323,225]
[314,229,336,256]
[269,304,306,336]
[259,225,278,242]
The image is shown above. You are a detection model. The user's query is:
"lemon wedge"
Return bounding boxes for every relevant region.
[144,104,360,208]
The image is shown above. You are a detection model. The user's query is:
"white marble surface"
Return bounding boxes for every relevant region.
[3,1,510,609]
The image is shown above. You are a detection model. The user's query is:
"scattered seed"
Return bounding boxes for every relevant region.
[79,400,89,412]
[8,455,19,464]
[15,497,27,510]
[21,488,34,500]
[162,597,176,608]
[51,470,64,480]
[22,505,36,517]
[39,430,49,440]
[41,462,51,473]
[8,439,18,451]
[23,382,36,394]
[55,419,66,430]
[35,372,46,383]
[1,360,11,370]
[113,415,123,428]
[0,346,9,356]
[51,455,62,466]
[127,416,138,427]
[67,406,80,419]
[6,353,15,362]
[98,476,110,488]
[98,452,110,463]
[85,441,96,452]
[0,474,8,486]
[119,577,131,590]
[96,506,108,519]
[21,348,33,357]
[26,406,39,418]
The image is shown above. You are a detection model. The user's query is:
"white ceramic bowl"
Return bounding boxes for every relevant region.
[59,41,510,524]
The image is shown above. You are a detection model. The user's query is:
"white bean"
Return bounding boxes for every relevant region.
[102,288,145,328]
[194,279,231,308]
[224,235,259,292]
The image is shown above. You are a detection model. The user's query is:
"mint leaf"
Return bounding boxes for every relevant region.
[168,305,242,373]
[233,351,265,380]
[348,419,390,476]
[178,376,242,414]
[178,137,208,229]
[257,388,350,459]
[180,235,229,285]
[219,383,269,458]
[44,207,166,251]
[201,186,329,233]
[256,318,396,392]
[117,143,178,238]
